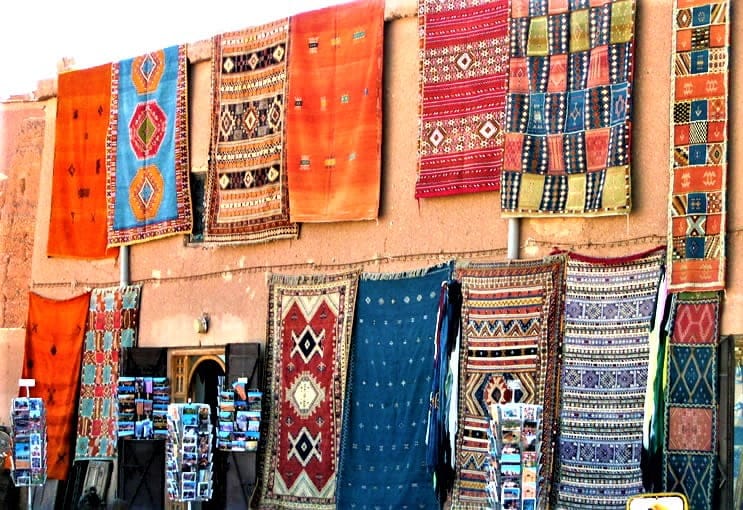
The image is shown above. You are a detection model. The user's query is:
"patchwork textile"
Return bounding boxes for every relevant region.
[48,64,119,259]
[204,21,299,244]
[554,247,665,509]
[107,45,191,246]
[286,0,384,222]
[663,292,720,510]
[501,0,635,216]
[416,0,510,197]
[668,0,729,291]
[452,256,566,508]
[337,263,452,508]
[22,291,90,480]
[258,271,359,509]
[75,285,142,461]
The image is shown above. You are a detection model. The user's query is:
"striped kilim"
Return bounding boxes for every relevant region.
[554,247,665,509]
[668,0,729,291]
[416,0,510,197]
[501,0,636,216]
[258,271,359,509]
[453,256,566,508]
[204,20,299,244]
[663,291,720,510]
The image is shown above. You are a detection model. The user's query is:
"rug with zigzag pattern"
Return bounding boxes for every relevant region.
[257,271,359,509]
[452,256,566,508]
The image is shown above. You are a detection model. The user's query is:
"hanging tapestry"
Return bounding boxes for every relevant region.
[204,20,299,244]
[337,263,452,508]
[286,0,384,222]
[74,285,141,461]
[416,0,509,197]
[107,45,192,246]
[553,247,665,509]
[258,271,359,509]
[663,291,720,510]
[22,291,90,480]
[501,0,635,216]
[668,0,729,291]
[48,64,119,259]
[452,256,566,508]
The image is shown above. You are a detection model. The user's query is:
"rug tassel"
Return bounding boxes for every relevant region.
[361,261,453,280]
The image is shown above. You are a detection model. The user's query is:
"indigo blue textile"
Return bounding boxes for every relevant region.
[337,263,452,509]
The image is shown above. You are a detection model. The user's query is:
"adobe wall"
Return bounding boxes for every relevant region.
[0,0,739,389]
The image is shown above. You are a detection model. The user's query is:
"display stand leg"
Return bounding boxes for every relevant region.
[27,486,32,510]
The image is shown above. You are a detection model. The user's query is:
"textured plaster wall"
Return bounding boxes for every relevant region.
[0,0,740,388]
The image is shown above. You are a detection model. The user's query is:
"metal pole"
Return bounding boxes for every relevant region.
[507,218,520,260]
[120,245,130,286]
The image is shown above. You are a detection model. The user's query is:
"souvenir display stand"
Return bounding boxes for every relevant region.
[10,379,47,510]
[165,402,214,506]
[486,403,543,510]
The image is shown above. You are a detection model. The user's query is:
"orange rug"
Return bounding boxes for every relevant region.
[286,0,384,222]
[22,291,90,480]
[48,64,119,259]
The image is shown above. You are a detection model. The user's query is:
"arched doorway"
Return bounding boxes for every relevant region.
[187,358,224,429]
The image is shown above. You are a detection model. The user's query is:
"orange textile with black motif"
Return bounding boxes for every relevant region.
[48,64,118,259]
[286,0,384,222]
[21,291,90,480]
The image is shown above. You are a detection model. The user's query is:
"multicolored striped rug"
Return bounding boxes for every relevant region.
[416,0,509,197]
[554,247,665,509]
[668,0,729,291]
[452,256,566,508]
[501,0,635,216]
[663,291,720,510]
[204,20,299,244]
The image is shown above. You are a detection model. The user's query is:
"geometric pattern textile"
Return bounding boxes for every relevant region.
[48,64,119,259]
[75,285,142,461]
[21,291,91,480]
[554,247,665,509]
[663,291,720,510]
[204,21,299,244]
[667,0,729,291]
[258,271,359,509]
[107,45,192,246]
[286,0,384,222]
[452,256,566,508]
[416,0,509,197]
[501,0,635,217]
[337,263,452,508]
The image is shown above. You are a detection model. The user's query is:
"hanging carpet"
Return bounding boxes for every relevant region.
[22,291,90,480]
[48,64,119,259]
[75,285,141,461]
[416,0,509,197]
[451,256,566,508]
[286,0,384,222]
[663,291,720,510]
[120,347,167,377]
[337,263,452,508]
[553,247,665,509]
[257,271,359,509]
[667,0,729,291]
[204,20,299,244]
[107,45,192,246]
[501,0,636,216]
